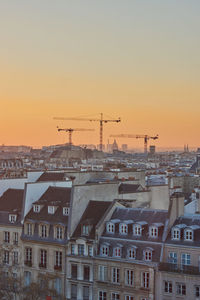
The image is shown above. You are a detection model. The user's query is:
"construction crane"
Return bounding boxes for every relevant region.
[110,134,159,153]
[54,113,121,151]
[57,127,94,146]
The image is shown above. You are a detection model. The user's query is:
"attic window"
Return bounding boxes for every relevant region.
[33,205,40,213]
[149,226,158,238]
[106,222,115,234]
[63,207,69,216]
[82,225,89,236]
[119,223,128,235]
[48,206,55,214]
[9,214,17,223]
[171,227,180,240]
[184,229,193,241]
[143,249,153,261]
[133,224,141,236]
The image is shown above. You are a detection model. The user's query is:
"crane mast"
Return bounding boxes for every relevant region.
[54,113,121,151]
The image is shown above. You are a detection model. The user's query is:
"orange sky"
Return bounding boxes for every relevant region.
[0,1,200,149]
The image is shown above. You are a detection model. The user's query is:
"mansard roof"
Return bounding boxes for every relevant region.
[37,172,66,182]
[118,183,143,194]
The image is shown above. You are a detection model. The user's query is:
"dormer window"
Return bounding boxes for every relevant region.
[127,247,136,259]
[100,245,109,257]
[171,227,180,240]
[9,214,17,223]
[82,225,89,236]
[33,205,40,213]
[113,246,121,258]
[48,206,55,214]
[143,248,153,261]
[184,229,193,241]
[55,226,63,240]
[40,224,48,238]
[133,224,141,236]
[106,222,115,234]
[63,207,70,216]
[119,223,128,235]
[149,226,158,238]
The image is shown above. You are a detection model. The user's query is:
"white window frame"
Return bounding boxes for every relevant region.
[63,207,70,216]
[82,225,89,236]
[106,222,115,233]
[125,296,134,300]
[40,224,47,238]
[48,206,55,214]
[33,205,40,213]
[98,265,107,282]
[111,292,120,300]
[127,247,136,259]
[98,291,107,300]
[27,223,33,236]
[9,214,17,223]
[171,227,180,240]
[149,226,158,238]
[55,226,63,240]
[184,229,193,241]
[168,252,177,265]
[176,283,186,296]
[101,245,109,257]
[143,250,152,261]
[119,223,128,235]
[133,224,141,236]
[141,272,149,289]
[113,247,121,258]
[111,267,120,284]
[181,253,191,266]
[164,281,172,293]
[125,269,134,286]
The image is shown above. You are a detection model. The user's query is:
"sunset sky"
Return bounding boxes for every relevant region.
[0,1,200,149]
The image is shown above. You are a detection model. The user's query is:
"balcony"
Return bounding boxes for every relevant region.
[39,263,46,269]
[54,265,62,271]
[24,261,32,267]
[159,262,200,276]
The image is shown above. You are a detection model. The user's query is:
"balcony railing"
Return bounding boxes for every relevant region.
[159,262,200,275]
[24,260,32,267]
[54,265,62,271]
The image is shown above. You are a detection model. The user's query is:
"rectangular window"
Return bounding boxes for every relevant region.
[83,265,90,281]
[54,278,61,295]
[27,223,33,236]
[56,226,63,239]
[63,207,69,216]
[13,251,18,264]
[41,225,47,238]
[177,283,186,295]
[98,265,107,282]
[169,252,177,265]
[141,272,149,289]
[88,245,93,256]
[111,293,120,300]
[181,253,191,266]
[82,225,89,235]
[13,232,18,245]
[125,296,134,300]
[9,214,17,223]
[71,244,75,255]
[4,231,10,243]
[25,248,32,263]
[4,250,9,264]
[40,249,47,268]
[78,244,85,256]
[99,291,107,300]
[112,267,120,284]
[71,284,77,300]
[55,251,62,269]
[71,264,77,279]
[195,286,200,297]
[24,271,31,287]
[164,281,172,293]
[83,286,89,300]
[125,270,134,286]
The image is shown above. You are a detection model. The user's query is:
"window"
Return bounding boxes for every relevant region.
[119,223,128,234]
[177,283,186,295]
[149,226,158,238]
[112,267,120,284]
[3,250,9,264]
[195,286,200,297]
[63,207,69,216]
[144,250,152,261]
[40,249,47,268]
[78,244,85,256]
[141,272,149,289]
[125,296,134,300]
[25,248,32,265]
[27,223,33,236]
[99,291,107,300]
[83,265,90,281]
[98,265,107,282]
[54,278,61,295]
[133,224,141,236]
[40,225,47,238]
[125,270,134,286]
[181,253,191,266]
[55,251,62,269]
[127,248,136,259]
[71,264,77,279]
[82,225,89,236]
[111,293,120,300]
[24,271,31,287]
[83,286,89,300]
[184,229,193,241]
[101,245,109,256]
[106,222,115,233]
[164,281,172,293]
[4,231,10,243]
[13,251,18,264]
[71,244,75,255]
[9,214,17,223]
[13,232,18,245]
[48,206,55,214]
[71,284,77,300]
[168,252,177,265]
[113,247,121,257]
[55,226,63,240]
[88,245,93,257]
[171,228,180,240]
[33,204,40,212]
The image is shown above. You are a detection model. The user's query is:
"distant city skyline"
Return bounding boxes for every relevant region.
[0,1,199,148]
